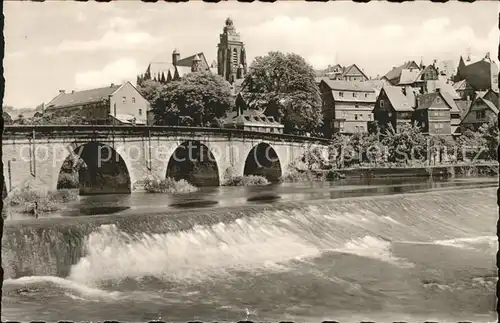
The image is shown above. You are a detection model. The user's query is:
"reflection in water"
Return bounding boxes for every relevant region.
[247,194,281,203]
[170,200,219,209]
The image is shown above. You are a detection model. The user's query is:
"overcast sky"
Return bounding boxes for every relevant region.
[4,1,499,109]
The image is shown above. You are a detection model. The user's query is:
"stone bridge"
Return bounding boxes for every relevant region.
[3,125,331,195]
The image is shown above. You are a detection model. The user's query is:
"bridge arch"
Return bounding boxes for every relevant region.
[56,141,132,195]
[166,140,220,187]
[243,142,282,183]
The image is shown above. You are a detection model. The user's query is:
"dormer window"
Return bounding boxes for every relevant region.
[380,99,385,107]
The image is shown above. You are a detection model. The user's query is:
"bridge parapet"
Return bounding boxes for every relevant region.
[3,125,331,145]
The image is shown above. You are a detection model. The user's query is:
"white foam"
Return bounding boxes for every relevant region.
[335,236,414,268]
[68,220,321,284]
[434,235,497,249]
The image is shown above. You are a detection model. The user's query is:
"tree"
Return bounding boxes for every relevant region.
[160,72,233,126]
[243,51,323,133]
[478,117,498,160]
[380,122,427,165]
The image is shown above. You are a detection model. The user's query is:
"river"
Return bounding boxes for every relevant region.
[1,176,498,322]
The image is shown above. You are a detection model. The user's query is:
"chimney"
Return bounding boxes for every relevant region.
[110,83,115,87]
[72,90,75,94]
[59,90,65,94]
[172,49,180,65]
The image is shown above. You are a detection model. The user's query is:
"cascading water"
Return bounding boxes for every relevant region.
[2,187,497,322]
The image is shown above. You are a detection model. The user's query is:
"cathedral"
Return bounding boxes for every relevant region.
[137,18,247,86]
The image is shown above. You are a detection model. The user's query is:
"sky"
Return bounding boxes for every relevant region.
[4,1,499,110]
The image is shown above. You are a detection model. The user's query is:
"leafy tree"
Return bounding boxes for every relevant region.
[150,72,233,126]
[380,122,427,165]
[243,51,323,133]
[478,117,498,160]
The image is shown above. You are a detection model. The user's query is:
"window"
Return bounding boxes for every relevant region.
[339,92,344,97]
[354,114,358,120]
[359,114,363,120]
[138,109,143,116]
[132,97,136,103]
[476,110,486,119]
[435,97,441,104]
[380,99,384,107]
[422,121,426,128]
[122,96,126,104]
[353,92,357,98]
[355,104,359,109]
[365,93,368,98]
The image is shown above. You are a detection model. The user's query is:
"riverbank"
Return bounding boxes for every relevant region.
[312,163,499,180]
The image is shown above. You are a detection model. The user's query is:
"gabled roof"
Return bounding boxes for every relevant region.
[455,100,471,119]
[339,64,368,80]
[416,90,459,112]
[473,97,499,114]
[427,80,461,99]
[453,79,472,91]
[321,79,376,92]
[398,69,421,85]
[440,90,460,113]
[46,83,123,109]
[382,86,415,112]
[416,92,440,111]
[383,61,420,84]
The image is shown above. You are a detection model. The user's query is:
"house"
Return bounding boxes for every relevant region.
[316,63,369,82]
[223,93,284,133]
[453,79,476,101]
[476,89,499,108]
[319,80,377,136]
[460,95,499,131]
[45,82,149,125]
[315,64,344,78]
[371,86,416,133]
[413,89,461,136]
[382,61,421,85]
[337,64,369,81]
[454,52,499,91]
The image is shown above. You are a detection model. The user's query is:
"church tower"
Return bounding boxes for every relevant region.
[217,18,247,84]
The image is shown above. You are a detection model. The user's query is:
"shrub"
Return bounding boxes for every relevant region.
[144,177,198,193]
[224,175,270,186]
[6,182,78,216]
[57,172,79,189]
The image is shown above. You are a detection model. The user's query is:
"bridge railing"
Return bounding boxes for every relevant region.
[3,125,332,145]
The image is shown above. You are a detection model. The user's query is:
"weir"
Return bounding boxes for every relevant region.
[2,187,496,281]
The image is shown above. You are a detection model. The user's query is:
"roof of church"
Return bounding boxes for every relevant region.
[46,83,123,109]
[176,52,208,68]
[148,62,176,78]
